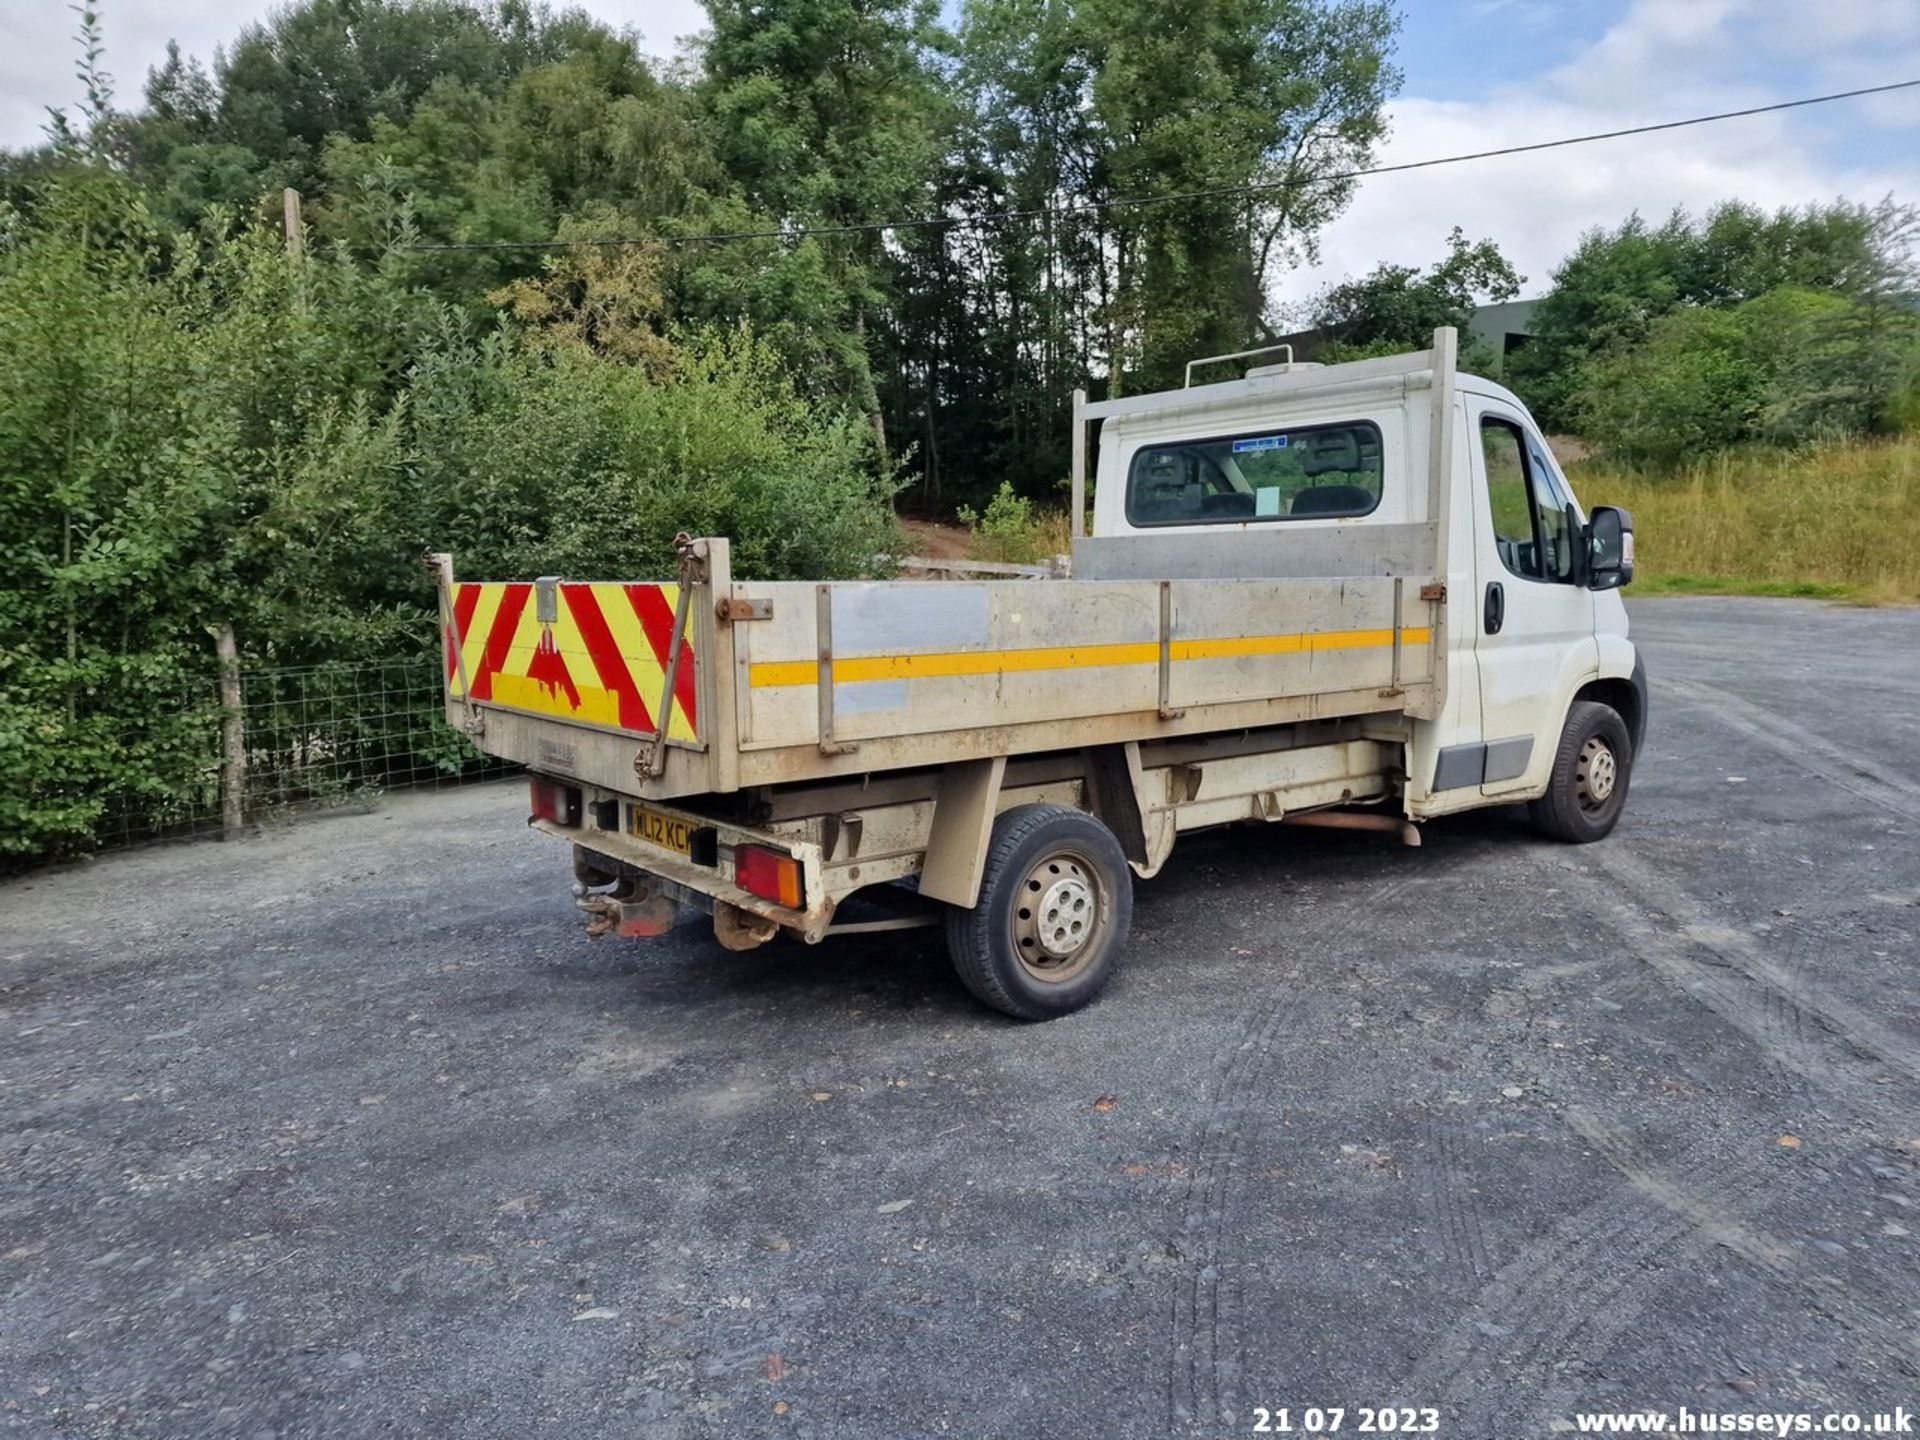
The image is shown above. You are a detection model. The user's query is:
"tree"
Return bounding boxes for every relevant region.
[1079,0,1398,390]
[208,0,541,183]
[1508,200,1902,432]
[1305,227,1521,368]
[698,0,949,456]
[875,0,1399,506]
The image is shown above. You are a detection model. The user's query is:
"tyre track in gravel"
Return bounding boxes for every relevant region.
[1658,676,1920,819]
[1567,1108,1920,1386]
[1421,1114,1492,1285]
[1161,862,1455,1434]
[1402,1104,1920,1437]
[1400,1137,1720,1431]
[1164,646,1920,1437]
[1580,844,1920,1090]
[1163,998,1294,1433]
[1398,668,1920,1436]
[1586,664,1920,1095]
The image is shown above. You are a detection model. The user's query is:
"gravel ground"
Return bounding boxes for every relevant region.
[3,597,1918,1439]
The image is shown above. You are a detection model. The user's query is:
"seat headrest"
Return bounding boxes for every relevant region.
[1290,483,1374,516]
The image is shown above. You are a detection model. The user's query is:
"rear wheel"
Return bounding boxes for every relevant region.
[944,805,1132,1020]
[1529,700,1633,843]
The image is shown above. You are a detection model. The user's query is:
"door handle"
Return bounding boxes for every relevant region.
[1484,581,1505,635]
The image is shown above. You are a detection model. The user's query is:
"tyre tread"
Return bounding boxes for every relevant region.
[944,804,1128,1020]
[1530,700,1632,843]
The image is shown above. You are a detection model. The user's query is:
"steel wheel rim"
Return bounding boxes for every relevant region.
[1576,736,1618,809]
[1011,847,1104,983]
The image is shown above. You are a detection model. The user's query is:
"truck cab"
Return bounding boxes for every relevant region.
[1074,337,1643,837]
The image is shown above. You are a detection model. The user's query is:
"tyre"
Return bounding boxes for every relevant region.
[1529,700,1633,843]
[943,804,1133,1020]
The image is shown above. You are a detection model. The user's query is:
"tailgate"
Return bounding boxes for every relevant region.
[444,577,702,744]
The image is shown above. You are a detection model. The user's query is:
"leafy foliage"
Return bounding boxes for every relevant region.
[1508,200,1912,433]
[1304,226,1521,370]
[1575,286,1920,464]
[956,482,1057,565]
[0,166,898,859]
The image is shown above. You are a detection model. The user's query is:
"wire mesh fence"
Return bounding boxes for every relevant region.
[92,655,515,850]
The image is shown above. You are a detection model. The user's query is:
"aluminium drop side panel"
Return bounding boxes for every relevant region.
[1162,576,1433,714]
[736,578,1163,752]
[727,572,1436,786]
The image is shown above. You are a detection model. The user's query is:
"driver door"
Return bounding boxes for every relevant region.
[1469,404,1598,798]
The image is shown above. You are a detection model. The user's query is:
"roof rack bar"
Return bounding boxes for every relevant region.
[1183,343,1294,388]
[1082,353,1432,422]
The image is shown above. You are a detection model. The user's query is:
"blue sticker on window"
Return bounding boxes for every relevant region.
[1231,435,1288,453]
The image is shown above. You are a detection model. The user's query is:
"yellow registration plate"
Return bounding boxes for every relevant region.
[629,805,693,856]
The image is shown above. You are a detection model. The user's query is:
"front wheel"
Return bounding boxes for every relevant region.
[1529,700,1634,843]
[944,805,1133,1020]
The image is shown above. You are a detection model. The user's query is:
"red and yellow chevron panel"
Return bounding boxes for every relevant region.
[445,582,698,742]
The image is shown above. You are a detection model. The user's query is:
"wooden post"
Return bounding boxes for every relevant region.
[282,188,304,258]
[212,622,247,841]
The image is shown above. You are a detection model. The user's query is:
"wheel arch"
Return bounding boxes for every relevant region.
[1571,668,1646,756]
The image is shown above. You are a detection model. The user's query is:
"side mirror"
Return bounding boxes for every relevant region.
[1586,506,1635,590]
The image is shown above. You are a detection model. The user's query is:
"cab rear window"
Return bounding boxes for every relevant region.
[1125,420,1383,527]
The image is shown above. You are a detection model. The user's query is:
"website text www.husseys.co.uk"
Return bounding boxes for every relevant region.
[1573,1408,1912,1434]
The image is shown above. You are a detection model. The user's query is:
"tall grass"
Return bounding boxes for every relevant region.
[1569,435,1920,604]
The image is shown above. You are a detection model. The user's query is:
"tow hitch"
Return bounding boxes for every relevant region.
[576,880,678,939]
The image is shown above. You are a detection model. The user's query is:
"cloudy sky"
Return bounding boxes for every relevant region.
[3,0,1915,304]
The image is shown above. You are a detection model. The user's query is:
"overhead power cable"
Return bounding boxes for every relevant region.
[397,77,1920,253]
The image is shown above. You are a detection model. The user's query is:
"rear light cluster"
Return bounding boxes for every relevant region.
[528,777,581,826]
[531,776,798,908]
[734,845,803,909]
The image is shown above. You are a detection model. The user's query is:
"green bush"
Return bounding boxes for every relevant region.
[412,326,903,583]
[955,481,1056,565]
[1575,286,1920,465]
[0,169,900,861]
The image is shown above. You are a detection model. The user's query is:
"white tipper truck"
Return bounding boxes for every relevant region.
[434,328,1645,1019]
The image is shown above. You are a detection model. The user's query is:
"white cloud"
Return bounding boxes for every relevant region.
[1276,0,1920,307]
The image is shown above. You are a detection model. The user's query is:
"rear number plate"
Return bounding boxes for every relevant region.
[629,805,693,856]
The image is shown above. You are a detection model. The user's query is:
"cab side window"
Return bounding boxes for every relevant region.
[1480,416,1575,584]
[1526,434,1579,582]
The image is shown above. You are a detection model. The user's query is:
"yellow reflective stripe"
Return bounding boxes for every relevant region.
[752,640,1157,689]
[1170,626,1432,661]
[749,627,1432,688]
[500,593,545,676]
